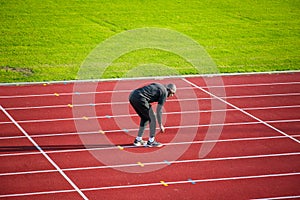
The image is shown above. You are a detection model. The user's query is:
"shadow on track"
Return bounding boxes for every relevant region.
[0,143,136,152]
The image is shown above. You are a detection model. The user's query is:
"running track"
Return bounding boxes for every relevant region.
[0,72,299,200]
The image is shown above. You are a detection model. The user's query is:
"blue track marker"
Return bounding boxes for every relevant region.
[164,160,171,165]
[188,178,196,185]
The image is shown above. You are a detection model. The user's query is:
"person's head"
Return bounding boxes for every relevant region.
[166,83,176,97]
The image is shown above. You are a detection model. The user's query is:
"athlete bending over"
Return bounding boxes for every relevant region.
[129,83,176,147]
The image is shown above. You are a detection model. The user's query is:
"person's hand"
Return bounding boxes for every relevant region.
[159,124,165,133]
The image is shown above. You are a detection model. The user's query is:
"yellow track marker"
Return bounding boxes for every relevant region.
[98,130,105,135]
[67,104,73,108]
[54,93,60,96]
[160,181,168,186]
[117,145,124,150]
[137,162,144,167]
[82,116,89,120]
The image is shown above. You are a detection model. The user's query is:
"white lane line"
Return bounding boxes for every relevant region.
[0,89,131,99]
[1,103,300,125]
[0,105,88,200]
[226,92,300,99]
[1,152,299,177]
[1,133,300,158]
[82,172,300,191]
[183,78,300,144]
[0,172,299,198]
[203,81,300,88]
[0,118,299,141]
[253,195,300,200]
[0,189,76,198]
[3,92,300,111]
[0,80,299,99]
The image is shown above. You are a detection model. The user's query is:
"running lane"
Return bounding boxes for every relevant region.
[0,72,299,199]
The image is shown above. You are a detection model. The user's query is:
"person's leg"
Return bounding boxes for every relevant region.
[147,107,162,147]
[149,107,156,139]
[137,119,148,138]
[129,96,150,145]
[133,102,150,139]
[134,115,150,146]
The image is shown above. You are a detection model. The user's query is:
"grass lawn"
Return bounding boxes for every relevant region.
[0,0,299,82]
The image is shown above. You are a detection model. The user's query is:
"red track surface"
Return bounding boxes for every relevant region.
[0,72,300,200]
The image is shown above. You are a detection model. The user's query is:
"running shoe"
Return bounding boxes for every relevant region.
[133,139,147,146]
[147,140,163,147]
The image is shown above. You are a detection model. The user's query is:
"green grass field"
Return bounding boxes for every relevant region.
[0,0,299,82]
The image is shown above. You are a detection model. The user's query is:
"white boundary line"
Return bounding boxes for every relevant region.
[1,152,299,177]
[1,172,299,198]
[0,105,89,200]
[0,70,299,86]
[182,78,300,144]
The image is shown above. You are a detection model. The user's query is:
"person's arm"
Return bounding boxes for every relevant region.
[156,104,165,133]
